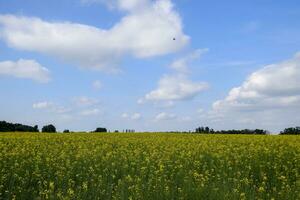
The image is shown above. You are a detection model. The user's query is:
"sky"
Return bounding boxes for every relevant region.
[0,0,300,132]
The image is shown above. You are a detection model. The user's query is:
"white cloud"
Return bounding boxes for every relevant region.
[0,59,50,83]
[92,80,102,90]
[170,48,208,72]
[211,52,300,131]
[80,108,101,116]
[73,96,99,107]
[32,101,70,114]
[131,113,141,120]
[140,48,209,105]
[121,112,141,120]
[155,112,176,121]
[142,74,209,102]
[33,101,53,109]
[138,98,175,108]
[115,0,149,11]
[33,98,103,117]
[0,0,188,71]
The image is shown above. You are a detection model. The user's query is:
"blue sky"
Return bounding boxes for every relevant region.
[0,0,300,132]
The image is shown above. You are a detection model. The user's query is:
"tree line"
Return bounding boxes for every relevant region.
[195,126,300,135]
[0,121,58,133]
[0,121,39,132]
[0,121,107,133]
[280,127,300,135]
[0,120,299,135]
[195,126,268,135]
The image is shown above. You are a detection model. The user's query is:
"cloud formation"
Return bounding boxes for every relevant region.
[144,74,209,102]
[72,96,99,107]
[0,59,50,83]
[210,52,300,130]
[131,113,141,120]
[155,112,176,121]
[121,112,142,120]
[33,101,53,109]
[0,0,188,72]
[213,52,300,112]
[170,48,208,72]
[33,101,70,114]
[140,49,209,104]
[80,108,101,116]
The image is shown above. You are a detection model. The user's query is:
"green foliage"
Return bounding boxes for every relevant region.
[280,127,300,135]
[0,121,39,132]
[94,127,107,133]
[195,126,268,135]
[41,124,56,133]
[0,133,299,199]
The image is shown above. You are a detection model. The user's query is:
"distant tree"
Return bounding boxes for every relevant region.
[94,127,107,133]
[63,129,70,133]
[0,121,39,132]
[42,124,56,133]
[125,129,135,133]
[195,126,268,135]
[280,127,300,135]
[195,126,214,134]
[253,129,267,135]
[205,127,210,133]
[214,129,268,135]
[114,130,119,133]
[33,125,39,132]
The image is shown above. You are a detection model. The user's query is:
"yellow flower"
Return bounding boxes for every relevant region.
[49,182,55,191]
[258,187,265,192]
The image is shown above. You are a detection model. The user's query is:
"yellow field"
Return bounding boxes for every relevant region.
[0,133,299,199]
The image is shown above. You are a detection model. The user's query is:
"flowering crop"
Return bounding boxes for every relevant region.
[0,133,299,199]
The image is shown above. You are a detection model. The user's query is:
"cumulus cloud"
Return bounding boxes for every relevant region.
[0,0,189,71]
[142,74,209,102]
[211,52,300,130]
[155,112,176,121]
[0,59,50,83]
[213,52,300,112]
[170,48,208,72]
[139,48,209,104]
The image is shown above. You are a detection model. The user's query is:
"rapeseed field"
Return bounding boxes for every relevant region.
[0,133,299,199]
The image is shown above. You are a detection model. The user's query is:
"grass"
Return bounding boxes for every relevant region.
[0,132,299,199]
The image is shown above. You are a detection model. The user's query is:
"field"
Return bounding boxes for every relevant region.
[0,133,299,200]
